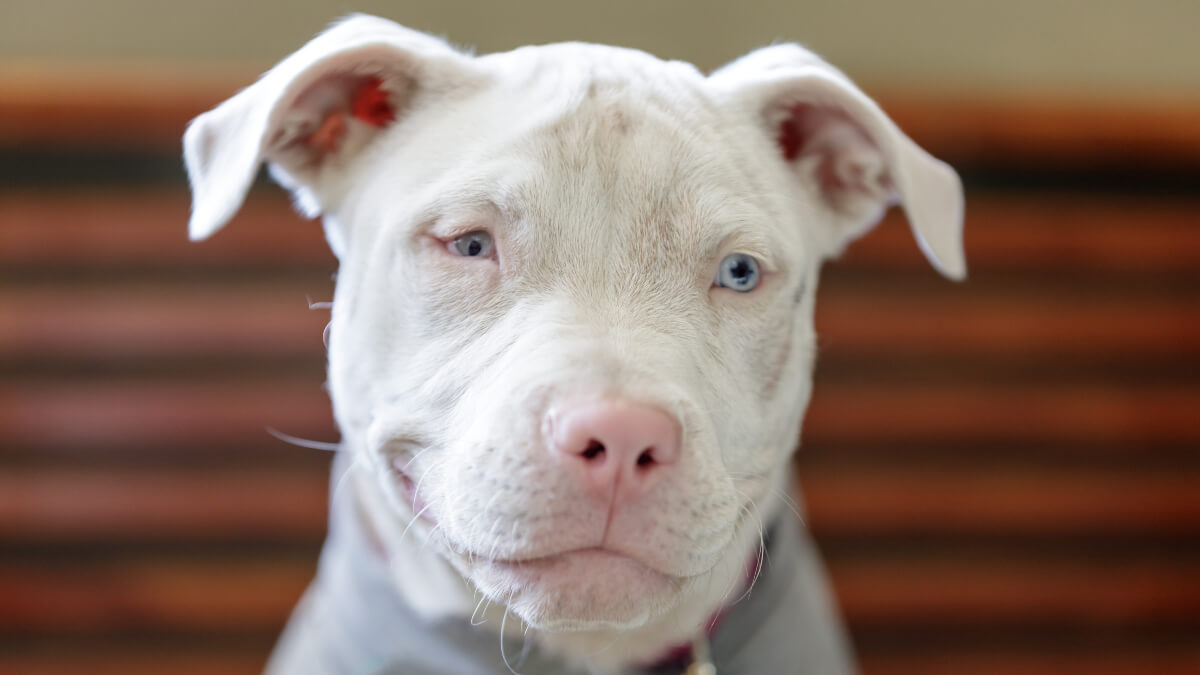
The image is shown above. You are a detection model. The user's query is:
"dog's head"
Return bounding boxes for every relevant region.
[185,14,963,667]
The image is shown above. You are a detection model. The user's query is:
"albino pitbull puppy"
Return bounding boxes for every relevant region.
[184,14,964,675]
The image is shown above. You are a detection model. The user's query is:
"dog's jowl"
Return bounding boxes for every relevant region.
[184,14,964,675]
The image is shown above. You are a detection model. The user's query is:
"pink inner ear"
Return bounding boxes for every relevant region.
[352,77,395,127]
[778,117,803,162]
[777,103,882,195]
[778,103,828,163]
[308,112,347,154]
[300,76,395,156]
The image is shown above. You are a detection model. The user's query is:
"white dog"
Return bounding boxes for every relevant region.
[184,14,963,674]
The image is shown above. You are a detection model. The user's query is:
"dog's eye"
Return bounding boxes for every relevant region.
[715,253,761,292]
[450,231,493,258]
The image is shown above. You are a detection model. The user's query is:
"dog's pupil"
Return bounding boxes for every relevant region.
[467,239,482,256]
[717,253,760,292]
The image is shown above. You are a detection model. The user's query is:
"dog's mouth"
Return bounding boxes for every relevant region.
[381,439,761,632]
[485,545,659,575]
[386,454,676,627]
[387,449,752,573]
[472,546,677,631]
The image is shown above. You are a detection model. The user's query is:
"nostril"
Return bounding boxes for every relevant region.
[545,400,680,494]
[636,448,655,468]
[581,439,605,461]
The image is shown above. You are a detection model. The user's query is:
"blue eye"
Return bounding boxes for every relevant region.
[451,231,493,257]
[715,253,761,292]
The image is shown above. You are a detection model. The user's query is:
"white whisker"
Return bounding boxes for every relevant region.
[333,455,367,502]
[412,460,438,512]
[425,522,444,551]
[499,603,522,675]
[713,501,755,608]
[769,484,805,524]
[306,297,333,310]
[400,444,435,472]
[470,592,489,626]
[399,503,433,544]
[516,620,534,668]
[735,507,767,607]
[726,485,768,608]
[266,427,341,451]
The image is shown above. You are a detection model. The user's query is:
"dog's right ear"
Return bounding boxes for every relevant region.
[183,14,478,245]
[710,44,965,280]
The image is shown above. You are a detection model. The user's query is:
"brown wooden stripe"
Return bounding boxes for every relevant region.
[0,468,328,540]
[0,381,335,450]
[815,289,1200,360]
[831,557,1200,625]
[0,65,251,152]
[0,651,265,675]
[4,280,1195,365]
[799,468,1200,536]
[880,94,1200,169]
[3,65,1199,167]
[2,647,1198,675]
[842,196,1200,273]
[0,189,333,271]
[1,378,1196,454]
[1,378,1195,454]
[804,382,1200,447]
[0,557,310,633]
[0,284,330,363]
[861,650,1200,675]
[0,551,1194,635]
[2,464,1195,541]
[3,190,1199,273]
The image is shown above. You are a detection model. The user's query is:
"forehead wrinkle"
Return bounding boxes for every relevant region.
[493,65,798,305]
[518,138,691,286]
[691,187,790,270]
[403,164,515,220]
[509,164,699,322]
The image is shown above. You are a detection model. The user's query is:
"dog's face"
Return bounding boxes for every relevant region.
[332,56,821,632]
[185,14,963,665]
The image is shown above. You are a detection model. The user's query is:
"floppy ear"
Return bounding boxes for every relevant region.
[710,44,966,280]
[182,14,478,249]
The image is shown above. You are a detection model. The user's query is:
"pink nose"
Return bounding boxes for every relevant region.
[545,399,681,500]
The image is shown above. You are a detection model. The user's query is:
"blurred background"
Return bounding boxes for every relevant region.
[2,1,1198,673]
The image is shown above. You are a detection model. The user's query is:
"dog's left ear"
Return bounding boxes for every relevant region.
[183,14,480,249]
[710,44,966,280]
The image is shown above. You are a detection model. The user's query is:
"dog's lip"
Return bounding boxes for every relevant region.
[488,545,627,567]
[480,547,674,586]
[478,545,687,580]
[451,496,759,580]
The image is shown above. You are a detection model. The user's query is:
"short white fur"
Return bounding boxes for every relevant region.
[184,14,964,673]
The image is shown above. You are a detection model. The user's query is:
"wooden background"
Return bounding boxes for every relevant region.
[1,78,1198,674]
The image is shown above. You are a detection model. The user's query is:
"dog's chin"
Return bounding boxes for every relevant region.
[468,548,679,631]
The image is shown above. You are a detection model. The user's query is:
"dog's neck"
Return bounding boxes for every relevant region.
[340,449,782,672]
